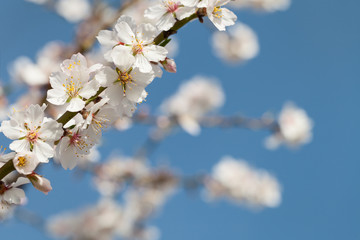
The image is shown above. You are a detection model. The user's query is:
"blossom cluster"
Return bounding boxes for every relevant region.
[0,1,314,240]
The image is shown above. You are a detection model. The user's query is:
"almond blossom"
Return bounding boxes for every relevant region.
[144,0,196,31]
[96,48,155,107]
[205,0,237,31]
[55,125,98,170]
[265,102,313,149]
[161,76,225,135]
[47,53,102,112]
[12,151,39,175]
[0,104,63,163]
[82,98,117,138]
[205,156,282,208]
[97,16,168,73]
[212,22,259,63]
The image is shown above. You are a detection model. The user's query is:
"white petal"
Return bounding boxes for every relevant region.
[176,7,196,20]
[9,139,30,153]
[134,54,152,73]
[95,66,118,87]
[33,141,54,163]
[97,30,118,47]
[38,120,63,142]
[143,45,168,62]
[66,98,85,112]
[3,188,25,205]
[47,89,68,105]
[111,46,135,70]
[114,21,135,44]
[79,80,99,99]
[1,120,26,139]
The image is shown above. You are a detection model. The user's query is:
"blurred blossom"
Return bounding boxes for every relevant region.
[114,116,133,131]
[205,156,281,208]
[10,41,64,86]
[55,0,91,23]
[122,0,156,25]
[212,22,259,63]
[230,0,290,12]
[94,156,149,196]
[47,199,122,240]
[265,102,313,149]
[161,76,225,135]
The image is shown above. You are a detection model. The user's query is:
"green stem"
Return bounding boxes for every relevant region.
[0,160,15,181]
[154,13,198,45]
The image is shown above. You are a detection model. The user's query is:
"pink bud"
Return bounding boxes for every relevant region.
[27,173,52,195]
[161,58,177,73]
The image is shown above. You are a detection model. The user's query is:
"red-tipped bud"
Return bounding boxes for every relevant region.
[27,173,52,195]
[161,58,177,73]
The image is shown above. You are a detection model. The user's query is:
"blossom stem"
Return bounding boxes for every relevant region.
[0,160,15,181]
[153,13,198,45]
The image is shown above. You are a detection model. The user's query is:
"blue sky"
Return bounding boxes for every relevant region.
[1,0,360,239]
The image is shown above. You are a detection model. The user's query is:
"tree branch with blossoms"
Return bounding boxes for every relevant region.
[0,0,313,239]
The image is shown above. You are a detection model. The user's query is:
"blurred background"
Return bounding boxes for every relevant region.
[0,0,360,239]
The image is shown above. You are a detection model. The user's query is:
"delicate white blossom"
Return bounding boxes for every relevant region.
[97,16,168,73]
[144,0,196,31]
[55,0,91,23]
[161,76,225,135]
[13,151,39,175]
[205,0,237,31]
[55,126,98,170]
[96,50,155,106]
[212,22,259,63]
[47,53,101,112]
[205,156,281,208]
[1,104,63,162]
[265,102,313,149]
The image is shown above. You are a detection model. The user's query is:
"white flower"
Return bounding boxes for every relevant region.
[96,50,155,106]
[55,0,91,23]
[82,98,118,138]
[0,174,29,206]
[265,102,313,149]
[1,104,63,162]
[230,0,290,12]
[212,22,259,63]
[205,0,237,31]
[144,1,196,31]
[161,76,225,135]
[206,156,281,208]
[55,126,98,170]
[97,16,168,73]
[13,151,39,175]
[47,53,101,112]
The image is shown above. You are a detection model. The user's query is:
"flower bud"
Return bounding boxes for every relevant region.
[27,173,52,195]
[161,58,177,73]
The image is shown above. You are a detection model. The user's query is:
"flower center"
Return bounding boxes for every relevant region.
[27,130,39,144]
[70,132,88,152]
[132,38,144,54]
[63,77,80,98]
[116,69,134,95]
[17,156,27,167]
[213,6,223,18]
[164,0,179,13]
